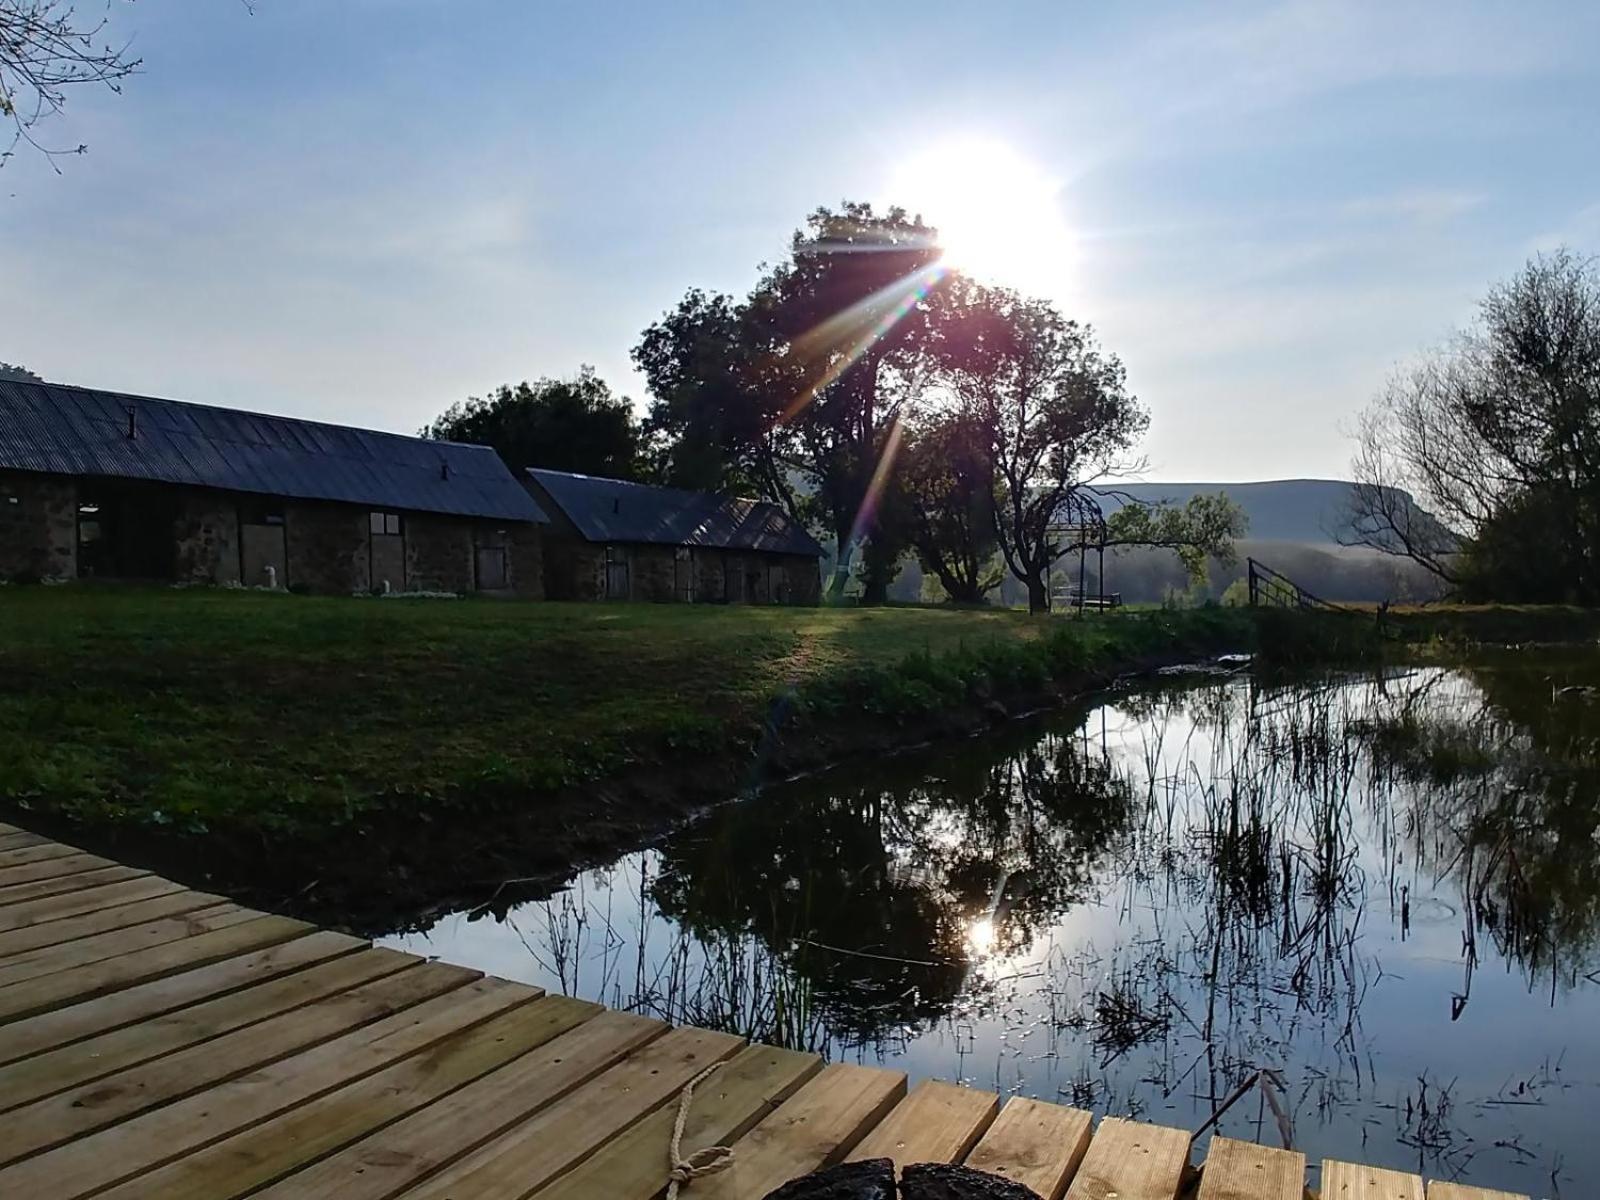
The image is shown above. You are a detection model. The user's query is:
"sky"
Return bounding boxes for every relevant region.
[3,0,1599,482]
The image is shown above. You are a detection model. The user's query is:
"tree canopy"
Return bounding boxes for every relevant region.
[1348,249,1600,603]
[421,366,643,481]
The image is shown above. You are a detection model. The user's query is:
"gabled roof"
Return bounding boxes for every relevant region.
[526,468,824,556]
[0,379,547,523]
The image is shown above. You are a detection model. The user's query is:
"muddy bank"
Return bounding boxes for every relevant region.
[8,643,1248,935]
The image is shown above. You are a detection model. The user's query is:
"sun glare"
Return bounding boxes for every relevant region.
[888,139,1074,296]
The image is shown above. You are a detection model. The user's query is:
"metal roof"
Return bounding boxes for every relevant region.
[527,468,824,556]
[0,380,547,523]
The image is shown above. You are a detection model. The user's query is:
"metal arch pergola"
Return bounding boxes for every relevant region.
[1046,491,1111,613]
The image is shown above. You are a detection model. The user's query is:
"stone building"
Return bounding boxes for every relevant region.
[0,379,547,595]
[525,468,824,604]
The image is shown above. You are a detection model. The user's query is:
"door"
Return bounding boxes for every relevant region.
[674,547,694,602]
[475,545,508,591]
[604,546,629,599]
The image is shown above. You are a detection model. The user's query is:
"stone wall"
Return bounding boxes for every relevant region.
[406,514,473,594]
[173,490,241,586]
[630,545,678,602]
[543,537,605,601]
[285,503,369,593]
[692,548,727,602]
[0,471,75,582]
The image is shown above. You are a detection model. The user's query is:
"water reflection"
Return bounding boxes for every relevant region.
[384,651,1600,1194]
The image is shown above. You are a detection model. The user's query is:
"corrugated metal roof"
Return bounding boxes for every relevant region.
[0,380,547,523]
[527,468,824,556]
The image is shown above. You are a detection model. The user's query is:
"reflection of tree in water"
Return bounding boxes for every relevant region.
[1360,650,1600,995]
[498,653,1599,1183]
[647,723,1134,1046]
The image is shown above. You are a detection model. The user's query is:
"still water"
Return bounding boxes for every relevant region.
[382,650,1600,1195]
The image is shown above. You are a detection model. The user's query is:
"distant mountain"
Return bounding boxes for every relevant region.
[1090,479,1365,544]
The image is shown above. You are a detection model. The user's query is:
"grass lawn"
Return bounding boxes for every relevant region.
[0,586,1088,834]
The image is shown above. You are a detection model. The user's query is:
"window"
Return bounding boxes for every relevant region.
[370,511,402,536]
[241,501,285,526]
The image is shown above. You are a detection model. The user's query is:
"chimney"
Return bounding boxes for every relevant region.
[440,460,451,481]
[125,406,138,440]
[612,497,620,514]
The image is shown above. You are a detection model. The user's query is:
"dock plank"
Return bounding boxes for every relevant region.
[0,889,228,960]
[532,1042,823,1200]
[0,832,47,851]
[101,995,601,1200]
[0,875,183,931]
[1063,1116,1190,1200]
[1427,1186,1529,1200]
[0,913,311,1022]
[0,903,254,988]
[1323,1160,1425,1200]
[1199,1136,1304,1200]
[0,864,148,909]
[683,1062,908,1200]
[850,1079,1000,1172]
[0,947,418,1112]
[249,1007,666,1200]
[0,976,538,1200]
[0,929,364,1065]
[401,1025,746,1200]
[0,960,479,1165]
[0,841,79,868]
[0,852,124,894]
[965,1096,1094,1200]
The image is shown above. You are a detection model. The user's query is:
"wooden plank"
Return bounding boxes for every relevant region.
[0,842,81,868]
[0,889,228,960]
[849,1079,1000,1172]
[965,1096,1094,1200]
[0,864,147,909]
[247,1007,667,1200]
[401,1024,747,1200]
[0,822,23,836]
[1063,1116,1190,1200]
[533,1042,823,1200]
[679,1062,908,1200]
[0,875,183,931]
[1199,1136,1304,1200]
[98,995,601,1200]
[0,832,47,851]
[0,852,122,894]
[0,947,418,1113]
[1323,1161,1425,1200]
[0,929,364,1065]
[0,903,255,988]
[1427,1185,1529,1200]
[0,914,311,1023]
[0,976,540,1200]
[0,960,479,1165]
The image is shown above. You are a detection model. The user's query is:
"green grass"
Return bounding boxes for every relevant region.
[8,586,1228,837]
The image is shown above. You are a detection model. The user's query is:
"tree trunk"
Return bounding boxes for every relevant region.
[1025,574,1050,614]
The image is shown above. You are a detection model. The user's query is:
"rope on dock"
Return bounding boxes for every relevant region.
[666,1060,735,1199]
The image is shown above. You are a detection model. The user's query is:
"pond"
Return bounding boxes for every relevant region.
[380,649,1600,1195]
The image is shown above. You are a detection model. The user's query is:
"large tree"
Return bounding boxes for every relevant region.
[421,366,642,480]
[899,407,1003,604]
[2,0,140,169]
[1347,249,1600,603]
[632,288,801,517]
[636,202,947,604]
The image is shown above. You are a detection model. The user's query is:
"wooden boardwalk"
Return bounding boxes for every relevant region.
[0,821,1528,1200]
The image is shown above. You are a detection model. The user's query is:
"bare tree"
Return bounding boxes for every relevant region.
[1,0,140,169]
[1346,249,1600,600]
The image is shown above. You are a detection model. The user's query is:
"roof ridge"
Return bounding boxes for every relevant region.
[6,378,496,456]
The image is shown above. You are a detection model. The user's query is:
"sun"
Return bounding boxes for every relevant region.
[888,138,1075,296]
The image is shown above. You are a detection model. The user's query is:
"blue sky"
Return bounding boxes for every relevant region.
[3,0,1598,480]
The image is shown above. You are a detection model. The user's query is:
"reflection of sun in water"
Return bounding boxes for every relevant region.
[966,916,997,957]
[888,138,1075,296]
